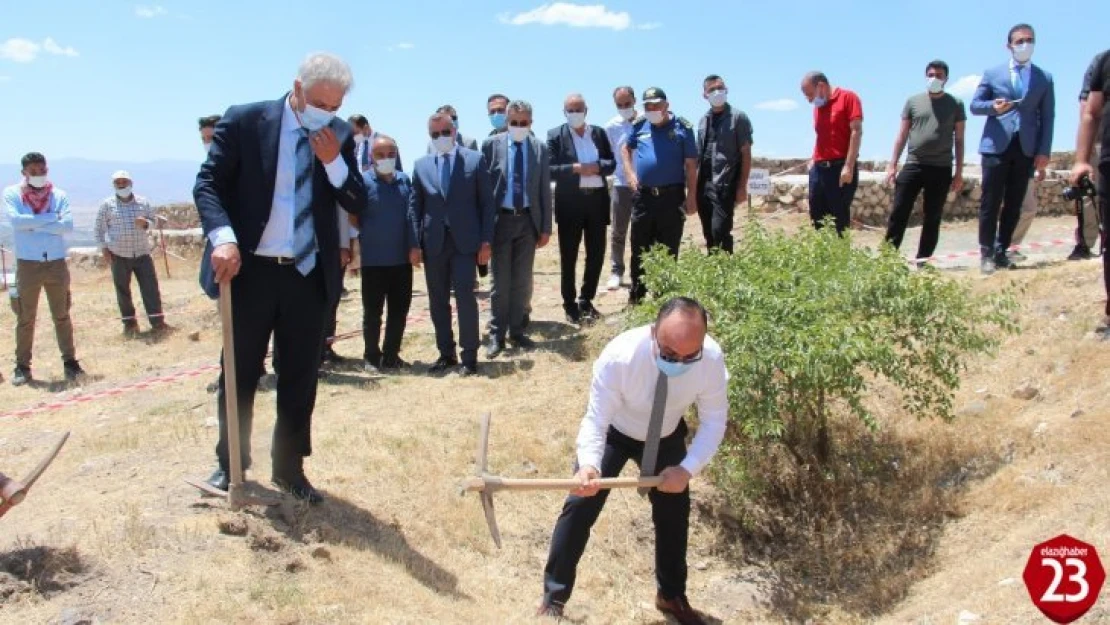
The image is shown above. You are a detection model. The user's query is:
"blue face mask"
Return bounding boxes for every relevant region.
[489,112,507,129]
[655,355,695,377]
[813,96,827,108]
[451,119,459,130]
[300,103,335,132]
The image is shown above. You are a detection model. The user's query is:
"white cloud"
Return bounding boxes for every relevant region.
[0,37,78,62]
[387,42,416,52]
[135,5,167,18]
[636,22,661,31]
[498,3,653,31]
[42,37,78,57]
[947,74,981,99]
[755,98,800,112]
[0,38,40,63]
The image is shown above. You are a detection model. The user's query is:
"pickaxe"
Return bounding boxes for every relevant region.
[0,431,70,519]
[459,413,662,548]
[185,282,288,517]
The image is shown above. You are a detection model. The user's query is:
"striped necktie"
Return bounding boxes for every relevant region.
[293,128,317,276]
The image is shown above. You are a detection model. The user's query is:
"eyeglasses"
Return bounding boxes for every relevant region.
[1012,36,1035,45]
[508,120,530,128]
[654,338,703,364]
[429,129,454,139]
[451,116,458,122]
[565,108,585,114]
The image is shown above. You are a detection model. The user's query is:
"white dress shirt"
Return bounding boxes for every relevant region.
[208,97,350,254]
[570,127,605,188]
[576,325,729,476]
[604,115,634,188]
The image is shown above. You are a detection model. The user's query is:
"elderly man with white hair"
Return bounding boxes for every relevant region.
[193,52,367,503]
[95,169,167,336]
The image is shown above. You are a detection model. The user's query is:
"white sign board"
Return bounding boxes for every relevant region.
[747,168,771,196]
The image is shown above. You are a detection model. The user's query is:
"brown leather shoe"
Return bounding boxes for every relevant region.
[535,601,564,620]
[655,593,706,625]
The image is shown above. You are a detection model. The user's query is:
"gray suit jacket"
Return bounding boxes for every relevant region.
[481,134,552,237]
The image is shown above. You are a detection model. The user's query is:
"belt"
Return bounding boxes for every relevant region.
[641,184,684,196]
[577,187,608,195]
[252,253,297,266]
[814,159,846,168]
[500,207,530,215]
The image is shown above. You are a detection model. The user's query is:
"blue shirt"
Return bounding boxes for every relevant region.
[3,183,73,262]
[503,134,531,209]
[359,170,415,267]
[626,114,697,187]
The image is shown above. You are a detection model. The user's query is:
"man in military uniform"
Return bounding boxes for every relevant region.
[621,87,698,304]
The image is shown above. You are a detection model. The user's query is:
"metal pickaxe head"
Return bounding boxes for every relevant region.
[469,413,502,548]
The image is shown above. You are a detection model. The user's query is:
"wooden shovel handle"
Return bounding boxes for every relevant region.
[462,475,665,493]
[0,474,26,506]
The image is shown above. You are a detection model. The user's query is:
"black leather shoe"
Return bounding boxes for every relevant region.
[994,252,1014,270]
[521,313,531,329]
[579,301,601,321]
[564,304,582,325]
[429,355,459,374]
[206,468,229,492]
[380,356,410,370]
[459,362,478,377]
[272,476,323,504]
[12,366,31,387]
[486,336,506,359]
[63,359,85,381]
[510,334,536,350]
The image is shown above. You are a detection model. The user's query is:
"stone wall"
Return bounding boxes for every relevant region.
[156,203,200,229]
[750,171,1076,227]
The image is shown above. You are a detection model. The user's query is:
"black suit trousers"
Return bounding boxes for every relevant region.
[556,190,609,308]
[215,255,326,477]
[542,421,691,605]
[978,137,1033,257]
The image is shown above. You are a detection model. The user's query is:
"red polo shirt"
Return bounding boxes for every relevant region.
[812,87,863,161]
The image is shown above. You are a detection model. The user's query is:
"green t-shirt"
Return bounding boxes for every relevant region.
[903,92,967,167]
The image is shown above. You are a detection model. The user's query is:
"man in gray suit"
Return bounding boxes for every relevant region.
[408,112,495,376]
[481,100,552,358]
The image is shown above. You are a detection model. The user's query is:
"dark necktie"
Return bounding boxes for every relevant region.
[638,369,669,496]
[360,140,370,170]
[512,141,525,210]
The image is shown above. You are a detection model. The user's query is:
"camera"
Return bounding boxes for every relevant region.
[1063,175,1098,202]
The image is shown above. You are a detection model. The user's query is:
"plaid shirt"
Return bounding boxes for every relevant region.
[94,194,156,257]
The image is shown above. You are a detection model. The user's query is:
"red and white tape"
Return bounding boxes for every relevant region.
[913,238,1075,265]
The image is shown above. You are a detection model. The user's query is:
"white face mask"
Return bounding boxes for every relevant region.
[509,126,530,142]
[707,89,728,107]
[926,77,945,94]
[374,157,396,176]
[1011,42,1034,64]
[27,175,48,188]
[115,186,133,199]
[617,106,635,121]
[645,110,665,125]
[354,134,367,145]
[433,135,455,154]
[565,112,586,129]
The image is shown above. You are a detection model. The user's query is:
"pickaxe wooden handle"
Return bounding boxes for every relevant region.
[460,475,664,493]
[0,431,70,519]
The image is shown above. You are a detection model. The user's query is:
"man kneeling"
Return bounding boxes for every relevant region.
[538,296,728,625]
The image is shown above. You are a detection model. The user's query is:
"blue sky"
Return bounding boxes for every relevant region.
[2,0,1108,172]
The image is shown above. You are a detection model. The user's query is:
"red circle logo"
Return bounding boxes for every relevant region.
[1023,534,1105,623]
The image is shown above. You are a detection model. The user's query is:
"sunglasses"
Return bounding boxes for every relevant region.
[429,129,455,139]
[654,336,703,364]
[508,120,530,128]
[1012,36,1035,45]
[565,108,585,114]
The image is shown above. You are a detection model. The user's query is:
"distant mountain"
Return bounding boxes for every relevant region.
[1,158,201,247]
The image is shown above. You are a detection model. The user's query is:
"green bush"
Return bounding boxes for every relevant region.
[632,220,1019,482]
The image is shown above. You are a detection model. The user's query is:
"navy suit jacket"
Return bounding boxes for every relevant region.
[194,94,367,304]
[407,148,495,257]
[970,62,1055,158]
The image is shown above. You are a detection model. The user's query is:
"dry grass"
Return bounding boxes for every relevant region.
[0,214,1107,624]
